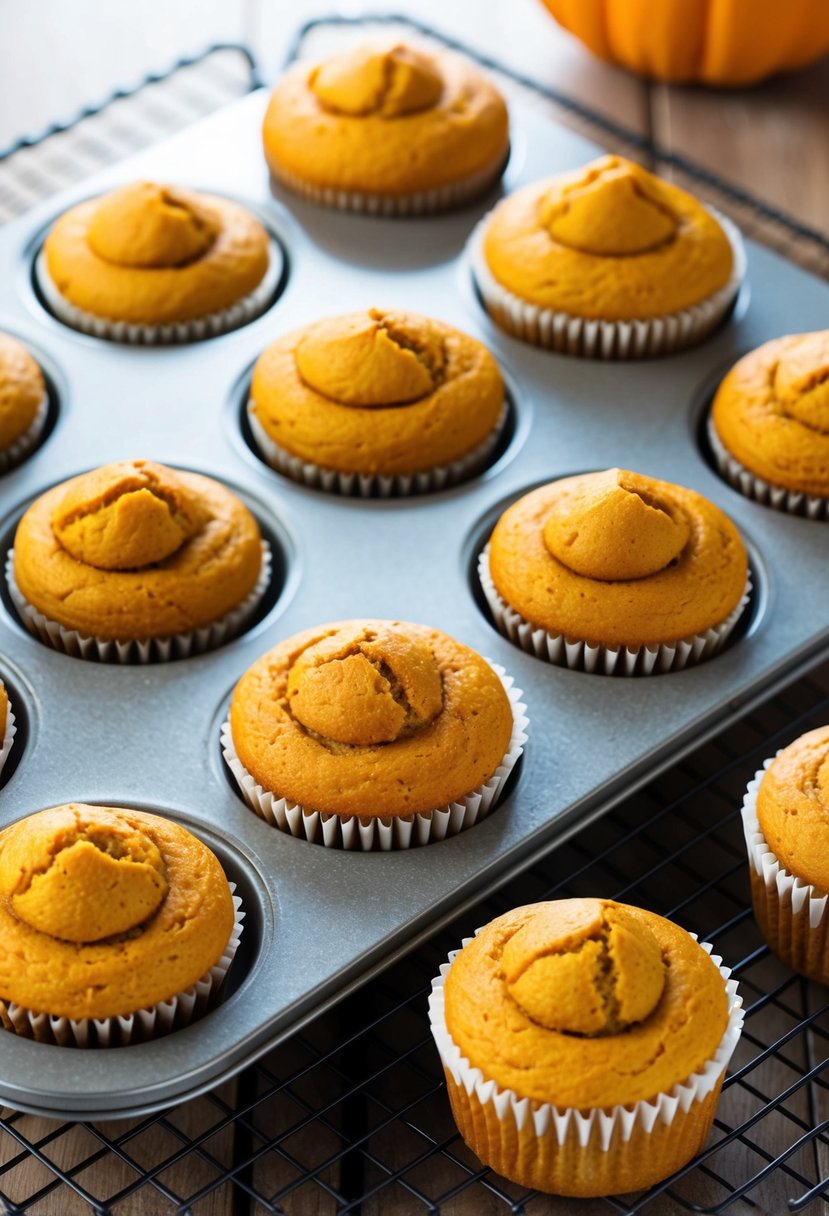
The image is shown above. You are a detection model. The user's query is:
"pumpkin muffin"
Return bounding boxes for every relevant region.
[38,181,279,343]
[0,803,241,1046]
[0,681,15,781]
[741,725,829,985]
[10,459,268,662]
[262,40,509,215]
[481,468,749,675]
[710,330,829,519]
[249,308,506,494]
[471,155,744,358]
[429,898,743,1196]
[0,333,48,472]
[223,619,527,849]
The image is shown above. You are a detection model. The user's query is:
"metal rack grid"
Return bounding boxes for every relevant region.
[0,20,828,1216]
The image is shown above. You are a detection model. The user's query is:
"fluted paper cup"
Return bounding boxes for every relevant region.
[708,418,829,521]
[0,700,16,780]
[0,395,48,474]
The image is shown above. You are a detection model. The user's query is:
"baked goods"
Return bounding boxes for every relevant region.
[38,181,278,343]
[0,333,48,471]
[262,40,509,215]
[470,154,744,357]
[9,459,268,662]
[223,619,527,849]
[0,803,242,1046]
[481,467,749,675]
[249,308,506,494]
[429,898,743,1196]
[741,725,829,984]
[0,681,15,780]
[710,330,829,519]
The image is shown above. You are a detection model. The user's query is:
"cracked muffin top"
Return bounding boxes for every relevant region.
[12,459,263,640]
[229,619,514,819]
[481,155,734,320]
[0,334,46,453]
[262,40,508,199]
[756,725,829,895]
[43,181,270,325]
[444,898,729,1108]
[0,803,234,1020]
[250,308,504,476]
[711,330,829,500]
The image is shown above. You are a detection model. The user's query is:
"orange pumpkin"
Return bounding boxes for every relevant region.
[540,0,829,86]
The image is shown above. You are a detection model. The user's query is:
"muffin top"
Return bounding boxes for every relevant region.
[44,181,270,324]
[757,725,829,894]
[481,155,734,320]
[262,40,508,195]
[230,619,514,819]
[488,468,747,648]
[711,331,829,499]
[250,308,504,475]
[0,333,46,452]
[13,459,263,640]
[444,898,729,1108]
[0,803,235,1020]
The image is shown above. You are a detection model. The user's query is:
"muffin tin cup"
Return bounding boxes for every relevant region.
[707,418,829,521]
[269,152,508,217]
[0,394,48,474]
[0,888,244,1049]
[247,402,508,497]
[220,664,529,851]
[478,546,752,677]
[468,212,747,359]
[428,933,743,1198]
[741,760,829,984]
[5,542,272,663]
[34,243,283,345]
[0,700,16,780]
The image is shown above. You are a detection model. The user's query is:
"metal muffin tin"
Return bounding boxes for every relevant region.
[0,71,828,1121]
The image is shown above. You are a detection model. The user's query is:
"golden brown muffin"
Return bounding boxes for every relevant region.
[0,682,7,743]
[0,804,235,1021]
[262,41,509,213]
[433,898,740,1196]
[710,331,829,507]
[743,726,829,984]
[486,468,748,658]
[229,619,515,821]
[41,182,272,333]
[249,308,505,484]
[12,459,263,643]
[473,155,741,357]
[0,334,46,455]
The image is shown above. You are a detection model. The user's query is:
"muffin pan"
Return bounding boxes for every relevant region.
[0,67,828,1119]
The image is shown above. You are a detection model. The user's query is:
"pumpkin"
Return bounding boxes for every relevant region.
[540,0,829,86]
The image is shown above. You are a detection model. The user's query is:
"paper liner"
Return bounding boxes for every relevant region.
[247,402,507,497]
[269,151,508,217]
[0,395,48,474]
[34,242,281,344]
[0,887,244,1048]
[479,545,751,676]
[221,664,528,850]
[428,932,743,1197]
[6,541,271,663]
[468,210,746,359]
[0,701,16,780]
[741,758,829,983]
[707,417,829,521]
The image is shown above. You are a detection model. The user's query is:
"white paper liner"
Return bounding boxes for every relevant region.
[34,242,281,344]
[6,541,271,663]
[221,664,528,850]
[269,151,508,216]
[741,757,829,932]
[708,417,829,521]
[0,700,16,780]
[0,394,48,474]
[468,210,746,359]
[247,402,507,497]
[479,544,751,676]
[0,887,244,1048]
[429,930,744,1151]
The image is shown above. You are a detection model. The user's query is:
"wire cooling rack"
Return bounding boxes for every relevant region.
[0,20,828,1216]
